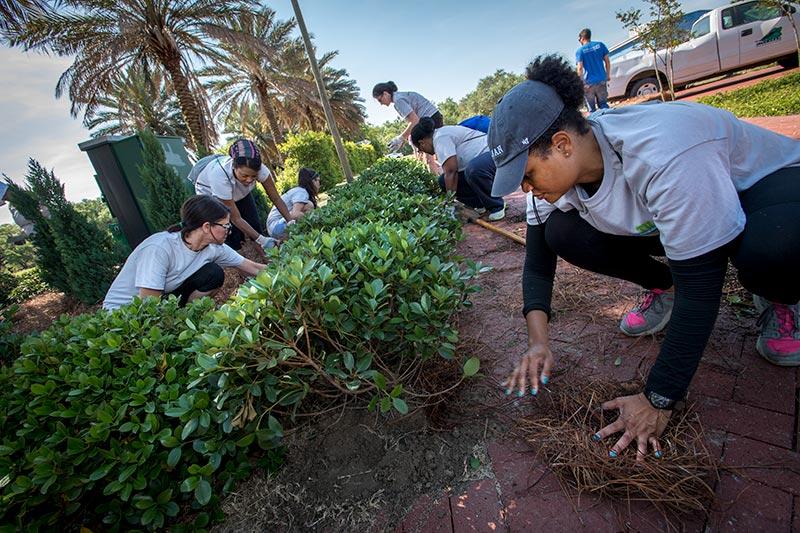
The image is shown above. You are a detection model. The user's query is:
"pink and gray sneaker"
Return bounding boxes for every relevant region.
[756,301,800,366]
[619,288,674,337]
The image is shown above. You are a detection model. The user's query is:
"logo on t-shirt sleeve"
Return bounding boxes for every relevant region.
[636,220,658,235]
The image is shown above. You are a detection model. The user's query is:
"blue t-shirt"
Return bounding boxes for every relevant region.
[576,41,609,85]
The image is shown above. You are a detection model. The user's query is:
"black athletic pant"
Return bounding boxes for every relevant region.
[523,166,800,399]
[166,262,225,306]
[225,192,263,250]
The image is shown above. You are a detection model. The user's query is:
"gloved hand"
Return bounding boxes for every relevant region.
[387,135,405,153]
[255,234,278,249]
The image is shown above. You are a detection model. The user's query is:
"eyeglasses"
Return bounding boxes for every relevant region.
[211,222,232,232]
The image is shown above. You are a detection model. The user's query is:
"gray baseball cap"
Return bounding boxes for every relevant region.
[488,80,564,197]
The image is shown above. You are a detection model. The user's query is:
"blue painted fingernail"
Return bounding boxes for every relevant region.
[541,375,549,385]
[655,450,663,459]
[609,450,618,458]
[530,387,538,396]
[504,388,511,396]
[517,390,524,398]
[591,433,601,442]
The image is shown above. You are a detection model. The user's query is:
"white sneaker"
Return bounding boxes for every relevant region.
[487,204,506,221]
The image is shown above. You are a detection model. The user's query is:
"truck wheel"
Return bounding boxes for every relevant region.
[778,54,798,69]
[629,77,660,98]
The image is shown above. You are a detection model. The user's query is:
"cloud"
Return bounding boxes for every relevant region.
[0,48,101,226]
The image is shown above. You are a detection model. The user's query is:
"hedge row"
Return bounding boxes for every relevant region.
[0,158,483,530]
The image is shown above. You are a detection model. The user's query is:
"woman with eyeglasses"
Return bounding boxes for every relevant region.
[266,167,321,241]
[102,195,266,311]
[489,55,800,459]
[193,139,294,250]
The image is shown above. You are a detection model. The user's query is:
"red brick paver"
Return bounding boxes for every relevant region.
[394,114,800,532]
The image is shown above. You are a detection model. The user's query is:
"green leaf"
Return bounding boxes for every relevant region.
[195,479,212,506]
[469,456,481,470]
[614,356,622,367]
[197,353,217,371]
[373,372,387,390]
[343,352,354,371]
[392,397,409,415]
[167,447,181,468]
[181,418,199,440]
[463,357,480,377]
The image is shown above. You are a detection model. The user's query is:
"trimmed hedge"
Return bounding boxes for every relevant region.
[0,155,481,530]
[0,298,266,530]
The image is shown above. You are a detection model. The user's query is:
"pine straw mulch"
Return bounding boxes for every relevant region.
[515,376,719,518]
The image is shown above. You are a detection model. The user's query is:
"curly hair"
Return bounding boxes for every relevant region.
[525,54,591,157]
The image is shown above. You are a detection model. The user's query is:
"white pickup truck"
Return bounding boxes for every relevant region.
[607,0,800,99]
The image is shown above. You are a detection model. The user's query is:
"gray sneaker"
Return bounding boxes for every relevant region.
[756,303,800,366]
[487,203,506,221]
[619,289,674,336]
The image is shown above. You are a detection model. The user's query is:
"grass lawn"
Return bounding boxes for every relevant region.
[697,71,800,117]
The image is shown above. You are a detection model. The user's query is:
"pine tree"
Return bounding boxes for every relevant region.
[138,129,191,231]
[4,174,71,293]
[24,159,119,304]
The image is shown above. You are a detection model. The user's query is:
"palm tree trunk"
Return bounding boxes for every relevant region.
[162,55,210,155]
[254,80,284,163]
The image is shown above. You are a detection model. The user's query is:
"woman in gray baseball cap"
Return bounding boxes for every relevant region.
[489,54,800,460]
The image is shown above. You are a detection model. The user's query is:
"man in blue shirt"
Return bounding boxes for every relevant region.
[576,28,611,112]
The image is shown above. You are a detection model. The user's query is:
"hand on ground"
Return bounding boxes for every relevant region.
[594,393,671,461]
[502,343,553,398]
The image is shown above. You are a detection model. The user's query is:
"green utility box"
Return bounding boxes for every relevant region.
[79,135,195,249]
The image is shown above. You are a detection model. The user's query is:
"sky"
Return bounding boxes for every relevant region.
[0,0,719,225]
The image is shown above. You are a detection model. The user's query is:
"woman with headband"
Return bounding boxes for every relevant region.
[193,139,294,250]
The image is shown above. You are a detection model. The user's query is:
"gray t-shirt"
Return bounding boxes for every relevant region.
[393,91,439,120]
[194,156,271,202]
[102,231,244,310]
[525,101,800,260]
[266,186,311,236]
[432,125,489,172]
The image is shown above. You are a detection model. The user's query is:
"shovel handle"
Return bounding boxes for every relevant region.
[472,218,526,246]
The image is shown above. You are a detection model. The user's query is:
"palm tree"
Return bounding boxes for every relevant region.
[279,49,366,137]
[83,63,189,139]
[0,0,47,38]
[202,7,307,160]
[220,102,280,164]
[7,0,245,154]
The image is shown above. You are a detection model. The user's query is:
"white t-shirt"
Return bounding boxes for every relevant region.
[525,101,800,260]
[266,187,312,236]
[102,231,244,310]
[194,156,271,202]
[393,91,439,120]
[432,126,489,172]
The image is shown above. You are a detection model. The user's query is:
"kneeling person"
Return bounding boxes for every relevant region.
[411,117,505,220]
[267,168,320,241]
[103,195,266,310]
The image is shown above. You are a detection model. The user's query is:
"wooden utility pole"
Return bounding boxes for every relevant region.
[290,0,354,183]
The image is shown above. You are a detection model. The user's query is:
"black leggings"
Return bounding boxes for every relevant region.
[167,262,225,306]
[226,192,262,250]
[543,167,800,304]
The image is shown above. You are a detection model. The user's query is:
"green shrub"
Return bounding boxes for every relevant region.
[344,141,378,175]
[0,305,22,365]
[7,267,50,304]
[138,129,191,232]
[191,184,485,441]
[355,156,439,196]
[4,176,71,294]
[278,131,342,193]
[22,160,119,304]
[0,297,268,530]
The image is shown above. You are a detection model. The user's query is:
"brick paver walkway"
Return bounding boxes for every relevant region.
[394,113,800,531]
